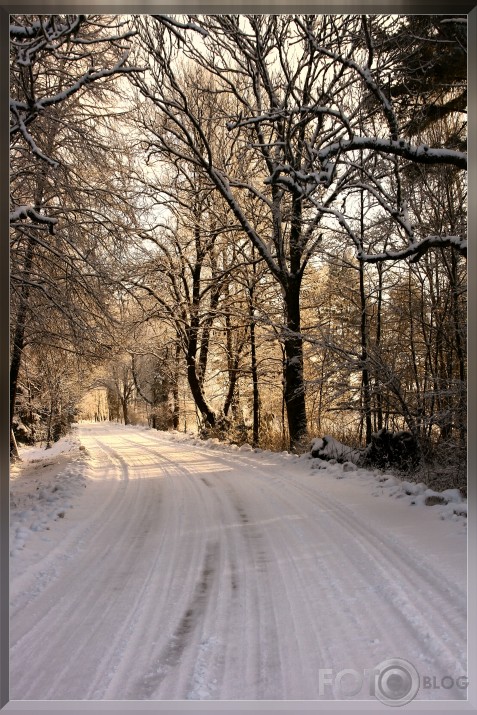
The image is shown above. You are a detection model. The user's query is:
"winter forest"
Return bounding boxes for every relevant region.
[10,14,467,492]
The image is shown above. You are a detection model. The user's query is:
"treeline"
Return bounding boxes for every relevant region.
[10,15,466,486]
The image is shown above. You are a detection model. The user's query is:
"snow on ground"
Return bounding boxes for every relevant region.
[10,422,467,702]
[10,435,88,563]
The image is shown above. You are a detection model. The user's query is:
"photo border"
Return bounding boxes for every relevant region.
[2,3,476,713]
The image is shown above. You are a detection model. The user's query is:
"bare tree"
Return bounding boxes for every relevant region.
[132,15,359,448]
[10,15,141,168]
[10,15,144,455]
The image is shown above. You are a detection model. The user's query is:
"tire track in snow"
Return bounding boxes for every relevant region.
[116,433,466,700]
[213,469,364,698]
[207,450,466,698]
[226,490,276,698]
[11,433,164,699]
[85,439,180,699]
[91,435,468,700]
[114,436,285,699]
[122,437,262,700]
[11,426,466,701]
[279,475,467,648]
[136,540,219,699]
[100,435,226,699]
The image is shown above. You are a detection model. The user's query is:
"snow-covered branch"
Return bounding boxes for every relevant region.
[152,15,208,38]
[9,205,58,234]
[440,17,467,24]
[15,52,142,121]
[359,236,467,263]
[296,17,399,139]
[10,15,85,65]
[10,15,144,168]
[226,105,353,138]
[318,137,466,170]
[9,103,60,167]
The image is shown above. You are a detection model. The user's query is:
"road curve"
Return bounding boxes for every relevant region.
[10,423,467,701]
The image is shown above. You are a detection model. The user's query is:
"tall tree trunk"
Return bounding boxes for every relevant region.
[448,247,466,444]
[375,262,384,432]
[185,226,215,426]
[197,282,221,389]
[283,278,307,450]
[10,153,53,455]
[280,346,286,447]
[46,402,53,448]
[222,307,236,418]
[122,398,130,425]
[408,267,423,439]
[358,257,372,445]
[250,305,260,447]
[172,343,180,430]
[10,238,35,455]
[186,356,215,427]
[223,352,241,419]
[358,182,372,445]
[222,296,248,422]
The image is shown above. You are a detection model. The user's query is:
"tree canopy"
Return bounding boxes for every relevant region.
[9,13,467,487]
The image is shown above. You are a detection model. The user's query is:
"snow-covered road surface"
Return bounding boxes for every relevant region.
[10,423,467,701]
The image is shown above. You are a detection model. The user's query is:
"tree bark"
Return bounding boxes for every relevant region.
[283,277,307,450]
[10,238,35,455]
[358,261,372,445]
[172,343,180,430]
[186,357,215,427]
[250,308,260,447]
[184,224,216,426]
[197,281,221,389]
[374,262,384,432]
[122,398,130,425]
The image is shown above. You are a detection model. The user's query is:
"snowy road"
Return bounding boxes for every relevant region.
[10,423,467,701]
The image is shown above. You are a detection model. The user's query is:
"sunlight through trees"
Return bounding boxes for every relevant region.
[10,13,467,489]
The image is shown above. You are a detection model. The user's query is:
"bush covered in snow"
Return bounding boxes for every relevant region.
[310,429,420,474]
[310,435,361,464]
[363,428,420,472]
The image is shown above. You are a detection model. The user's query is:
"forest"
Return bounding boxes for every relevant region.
[10,14,467,491]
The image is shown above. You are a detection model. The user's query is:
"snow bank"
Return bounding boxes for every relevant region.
[369,474,466,521]
[10,431,89,559]
[17,434,80,462]
[308,433,465,522]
